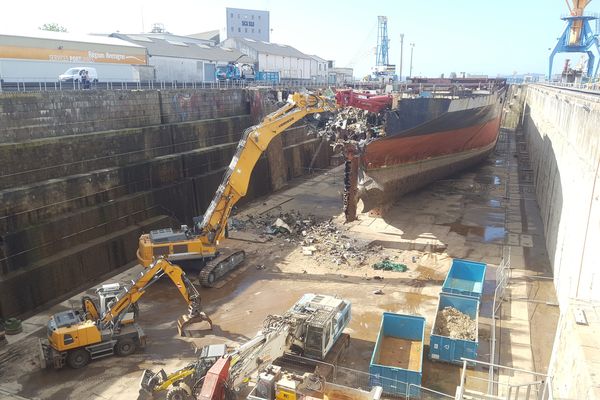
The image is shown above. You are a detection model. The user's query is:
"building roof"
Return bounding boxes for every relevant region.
[111,33,253,63]
[187,30,220,43]
[310,54,327,63]
[0,30,143,48]
[227,37,312,59]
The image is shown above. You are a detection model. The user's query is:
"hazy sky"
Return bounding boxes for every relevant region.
[2,0,599,77]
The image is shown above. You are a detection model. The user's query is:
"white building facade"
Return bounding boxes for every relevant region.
[226,8,270,42]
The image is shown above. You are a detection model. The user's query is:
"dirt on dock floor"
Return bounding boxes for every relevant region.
[0,129,558,399]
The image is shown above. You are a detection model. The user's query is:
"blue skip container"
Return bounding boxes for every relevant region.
[430,292,479,365]
[369,313,425,397]
[442,258,487,299]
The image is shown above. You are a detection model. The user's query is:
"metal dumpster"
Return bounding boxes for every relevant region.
[430,292,479,365]
[369,312,425,397]
[442,258,487,299]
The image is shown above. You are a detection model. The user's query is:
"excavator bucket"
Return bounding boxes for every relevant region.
[177,303,213,337]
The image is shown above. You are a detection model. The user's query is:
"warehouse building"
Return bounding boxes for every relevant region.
[0,30,148,82]
[113,33,253,82]
[222,37,327,81]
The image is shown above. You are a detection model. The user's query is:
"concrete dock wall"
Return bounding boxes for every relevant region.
[522,84,600,399]
[0,88,332,318]
[523,85,600,304]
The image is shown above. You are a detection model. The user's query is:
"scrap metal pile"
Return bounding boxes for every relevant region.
[230,210,381,266]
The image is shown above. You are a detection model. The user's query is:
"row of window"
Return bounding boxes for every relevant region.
[230,13,262,20]
[231,27,261,34]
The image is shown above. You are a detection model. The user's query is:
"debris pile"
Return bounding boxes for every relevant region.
[232,209,386,267]
[372,259,408,272]
[433,307,476,341]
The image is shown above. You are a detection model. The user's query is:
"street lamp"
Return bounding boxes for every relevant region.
[399,34,404,81]
[409,43,415,78]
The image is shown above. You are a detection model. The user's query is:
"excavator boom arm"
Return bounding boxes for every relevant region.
[198,93,337,243]
[100,258,199,327]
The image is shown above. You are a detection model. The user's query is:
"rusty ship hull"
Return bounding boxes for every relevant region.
[358,92,503,210]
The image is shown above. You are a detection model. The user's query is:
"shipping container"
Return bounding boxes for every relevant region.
[442,258,487,299]
[429,292,479,365]
[369,312,425,397]
[256,71,280,83]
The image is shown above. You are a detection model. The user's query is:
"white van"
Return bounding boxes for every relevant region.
[58,67,98,83]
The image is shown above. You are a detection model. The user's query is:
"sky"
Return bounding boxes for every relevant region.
[2,0,600,78]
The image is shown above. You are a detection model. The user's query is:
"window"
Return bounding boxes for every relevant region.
[252,15,254,20]
[64,334,74,345]
[258,29,261,33]
[245,28,247,33]
[238,28,241,32]
[231,27,233,32]
[230,12,233,18]
[258,15,261,20]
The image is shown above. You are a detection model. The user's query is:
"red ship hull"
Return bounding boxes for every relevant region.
[358,92,504,209]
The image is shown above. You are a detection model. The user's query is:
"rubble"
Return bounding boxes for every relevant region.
[231,208,386,267]
[433,307,477,341]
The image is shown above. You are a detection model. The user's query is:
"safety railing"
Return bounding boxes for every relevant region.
[457,359,553,400]
[538,81,600,93]
[248,354,454,400]
[488,248,511,394]
[0,79,338,93]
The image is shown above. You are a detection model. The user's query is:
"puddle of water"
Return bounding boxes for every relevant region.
[445,222,506,242]
[484,226,505,242]
[488,199,501,207]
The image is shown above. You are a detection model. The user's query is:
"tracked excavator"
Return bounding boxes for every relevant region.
[39,257,210,369]
[137,93,338,287]
[139,293,351,400]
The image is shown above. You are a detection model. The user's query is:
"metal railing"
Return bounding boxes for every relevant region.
[457,359,553,400]
[538,81,600,94]
[0,79,338,93]
[250,354,454,399]
[489,248,511,394]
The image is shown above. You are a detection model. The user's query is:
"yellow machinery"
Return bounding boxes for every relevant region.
[39,257,210,369]
[137,93,337,287]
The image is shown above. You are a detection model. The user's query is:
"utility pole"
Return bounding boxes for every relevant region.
[399,34,404,81]
[409,43,415,78]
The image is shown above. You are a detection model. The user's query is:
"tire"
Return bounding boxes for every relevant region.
[66,348,90,369]
[166,385,190,400]
[115,337,137,356]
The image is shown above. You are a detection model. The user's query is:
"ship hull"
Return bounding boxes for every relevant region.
[358,93,503,210]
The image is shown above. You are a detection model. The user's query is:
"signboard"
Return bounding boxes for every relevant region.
[0,45,147,65]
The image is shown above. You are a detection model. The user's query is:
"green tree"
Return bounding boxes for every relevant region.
[39,23,67,32]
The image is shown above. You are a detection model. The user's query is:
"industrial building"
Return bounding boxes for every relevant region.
[226,7,270,42]
[112,32,253,82]
[0,30,148,82]
[222,37,327,80]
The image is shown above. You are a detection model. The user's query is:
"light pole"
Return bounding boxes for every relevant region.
[409,43,415,78]
[399,34,404,81]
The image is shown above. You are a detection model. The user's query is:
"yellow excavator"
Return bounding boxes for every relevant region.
[137,92,337,287]
[39,257,211,369]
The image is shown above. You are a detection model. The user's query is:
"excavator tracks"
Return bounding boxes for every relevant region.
[199,249,246,288]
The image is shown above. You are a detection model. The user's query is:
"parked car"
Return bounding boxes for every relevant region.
[58,67,98,83]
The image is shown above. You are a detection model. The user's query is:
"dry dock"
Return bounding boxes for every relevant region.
[2,83,599,399]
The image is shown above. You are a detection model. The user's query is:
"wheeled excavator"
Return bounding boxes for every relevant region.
[39,257,210,369]
[136,93,338,287]
[139,293,351,400]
